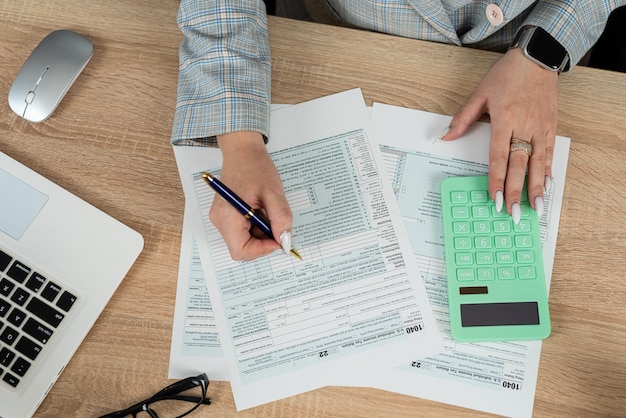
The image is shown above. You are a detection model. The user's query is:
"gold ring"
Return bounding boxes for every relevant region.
[510,138,533,158]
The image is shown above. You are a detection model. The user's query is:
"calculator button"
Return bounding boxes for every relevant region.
[473,221,491,234]
[514,219,531,232]
[470,190,489,203]
[476,252,494,265]
[452,206,470,218]
[474,237,492,249]
[515,235,533,248]
[518,266,536,279]
[456,253,473,265]
[495,236,512,248]
[451,191,468,203]
[453,222,471,234]
[497,267,516,280]
[472,206,490,218]
[520,206,530,216]
[477,268,495,280]
[491,206,507,217]
[457,269,475,281]
[493,220,510,233]
[496,251,515,264]
[454,237,472,249]
[516,251,535,264]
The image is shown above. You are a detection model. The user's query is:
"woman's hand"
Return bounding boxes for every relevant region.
[442,48,557,222]
[210,131,293,261]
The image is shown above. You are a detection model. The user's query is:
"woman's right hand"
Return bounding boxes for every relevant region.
[210,131,293,261]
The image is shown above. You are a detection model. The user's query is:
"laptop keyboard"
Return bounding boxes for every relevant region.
[0,247,77,389]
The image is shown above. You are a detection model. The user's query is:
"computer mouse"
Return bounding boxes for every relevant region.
[8,30,93,123]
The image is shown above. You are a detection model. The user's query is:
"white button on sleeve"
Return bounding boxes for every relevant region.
[486,4,504,26]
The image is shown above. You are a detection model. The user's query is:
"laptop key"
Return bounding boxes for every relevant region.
[41,282,62,302]
[2,372,19,387]
[6,261,31,284]
[0,299,10,317]
[23,317,53,344]
[25,273,46,293]
[0,250,11,272]
[56,291,77,312]
[15,336,42,361]
[0,326,19,346]
[0,278,14,297]
[11,357,31,377]
[0,347,15,367]
[25,297,64,328]
[10,288,30,306]
[7,308,26,327]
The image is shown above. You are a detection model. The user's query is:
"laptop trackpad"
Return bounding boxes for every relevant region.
[0,167,49,240]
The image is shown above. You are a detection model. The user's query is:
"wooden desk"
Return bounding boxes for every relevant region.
[1,2,625,416]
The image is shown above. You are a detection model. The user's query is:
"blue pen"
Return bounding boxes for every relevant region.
[201,172,302,260]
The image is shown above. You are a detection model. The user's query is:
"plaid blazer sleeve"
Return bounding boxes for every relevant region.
[523,0,626,69]
[171,0,271,147]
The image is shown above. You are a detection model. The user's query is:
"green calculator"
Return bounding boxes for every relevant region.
[441,176,550,342]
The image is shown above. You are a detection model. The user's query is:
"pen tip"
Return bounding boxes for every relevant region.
[290,247,303,261]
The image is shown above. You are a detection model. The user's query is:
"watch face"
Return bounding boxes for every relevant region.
[527,27,568,70]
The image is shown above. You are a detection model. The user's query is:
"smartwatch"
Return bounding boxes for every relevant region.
[510,26,570,73]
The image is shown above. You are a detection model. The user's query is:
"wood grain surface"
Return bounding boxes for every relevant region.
[0,1,625,417]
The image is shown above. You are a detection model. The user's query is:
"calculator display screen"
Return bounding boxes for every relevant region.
[460,302,540,327]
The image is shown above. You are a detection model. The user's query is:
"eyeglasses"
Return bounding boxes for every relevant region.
[99,373,211,418]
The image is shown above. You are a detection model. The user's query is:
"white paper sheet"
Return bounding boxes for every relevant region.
[169,98,570,417]
[168,203,228,380]
[352,103,570,418]
[173,89,441,410]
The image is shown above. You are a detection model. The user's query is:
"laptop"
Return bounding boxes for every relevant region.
[0,150,144,418]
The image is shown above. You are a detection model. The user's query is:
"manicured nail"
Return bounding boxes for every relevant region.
[544,175,552,192]
[280,231,292,255]
[534,196,544,218]
[495,190,504,213]
[511,203,521,224]
[431,126,450,143]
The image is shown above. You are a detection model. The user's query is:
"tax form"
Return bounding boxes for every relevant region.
[354,103,570,418]
[174,89,441,410]
[168,203,228,381]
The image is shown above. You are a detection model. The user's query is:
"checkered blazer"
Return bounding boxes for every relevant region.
[171,0,624,145]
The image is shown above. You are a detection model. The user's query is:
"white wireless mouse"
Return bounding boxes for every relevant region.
[8,30,93,122]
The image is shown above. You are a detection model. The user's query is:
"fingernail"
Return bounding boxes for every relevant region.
[495,190,504,213]
[534,196,544,218]
[280,231,292,255]
[431,126,450,143]
[544,176,553,192]
[511,203,521,224]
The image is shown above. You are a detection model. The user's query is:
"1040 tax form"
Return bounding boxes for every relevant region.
[174,89,441,410]
[353,103,569,418]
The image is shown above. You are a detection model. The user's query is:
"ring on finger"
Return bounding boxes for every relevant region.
[510,138,533,158]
